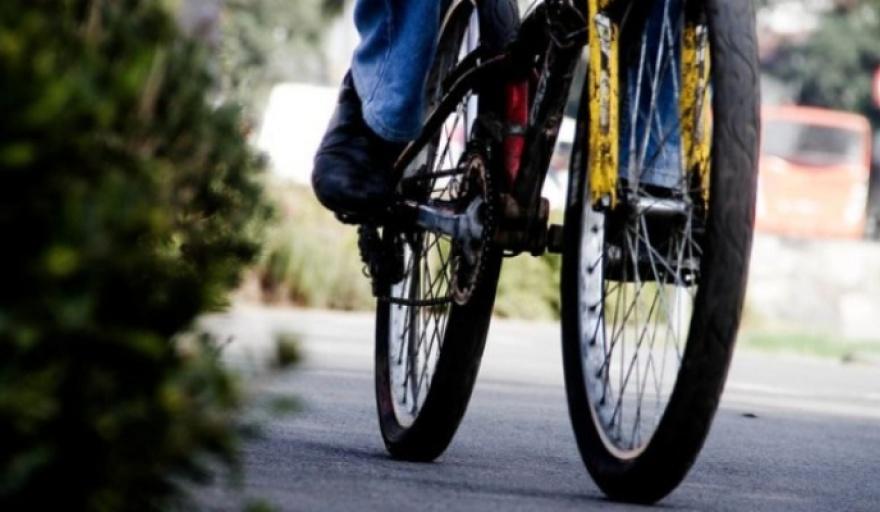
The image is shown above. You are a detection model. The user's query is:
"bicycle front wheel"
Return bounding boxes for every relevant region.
[561,0,760,503]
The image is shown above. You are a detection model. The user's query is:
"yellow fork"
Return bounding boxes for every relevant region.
[680,20,712,204]
[586,0,620,208]
[586,1,712,207]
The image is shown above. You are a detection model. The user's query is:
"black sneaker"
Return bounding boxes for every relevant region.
[312,73,406,220]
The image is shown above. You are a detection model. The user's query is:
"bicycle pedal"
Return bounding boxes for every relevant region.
[335,211,369,226]
[357,225,405,297]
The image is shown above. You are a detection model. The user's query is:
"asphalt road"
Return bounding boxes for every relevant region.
[198,307,880,511]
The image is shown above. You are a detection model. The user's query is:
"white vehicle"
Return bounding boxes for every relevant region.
[257,83,337,183]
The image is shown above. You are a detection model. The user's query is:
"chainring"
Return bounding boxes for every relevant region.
[451,148,495,305]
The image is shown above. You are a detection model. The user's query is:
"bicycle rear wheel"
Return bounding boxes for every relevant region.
[374,0,517,462]
[561,0,760,503]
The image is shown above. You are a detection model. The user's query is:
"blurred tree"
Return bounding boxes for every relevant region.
[0,1,269,509]
[219,0,345,111]
[766,0,880,125]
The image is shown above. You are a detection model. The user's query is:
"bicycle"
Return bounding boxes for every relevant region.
[352,0,760,503]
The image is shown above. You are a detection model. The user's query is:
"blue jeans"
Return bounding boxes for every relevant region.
[351,0,441,142]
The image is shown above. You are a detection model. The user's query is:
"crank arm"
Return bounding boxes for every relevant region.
[396,199,484,242]
[392,199,485,265]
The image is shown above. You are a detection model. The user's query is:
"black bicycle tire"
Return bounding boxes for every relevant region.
[374,0,518,462]
[560,0,760,503]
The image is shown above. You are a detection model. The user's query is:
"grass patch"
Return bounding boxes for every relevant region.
[257,183,374,310]
[739,329,880,361]
[495,252,561,320]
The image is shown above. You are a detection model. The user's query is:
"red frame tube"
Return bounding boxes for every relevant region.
[504,80,529,186]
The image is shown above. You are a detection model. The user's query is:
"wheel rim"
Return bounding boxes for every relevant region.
[577,0,710,458]
[386,12,481,427]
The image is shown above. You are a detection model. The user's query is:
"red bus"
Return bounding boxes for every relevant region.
[757,105,874,239]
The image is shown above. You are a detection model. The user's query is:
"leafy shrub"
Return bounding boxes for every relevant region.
[495,253,562,321]
[0,1,268,510]
[257,184,374,310]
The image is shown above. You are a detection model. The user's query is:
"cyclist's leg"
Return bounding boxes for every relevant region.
[312,0,441,217]
[352,0,441,142]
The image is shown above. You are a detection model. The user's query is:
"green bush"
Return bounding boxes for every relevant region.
[0,1,268,510]
[495,253,562,321]
[257,184,374,310]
